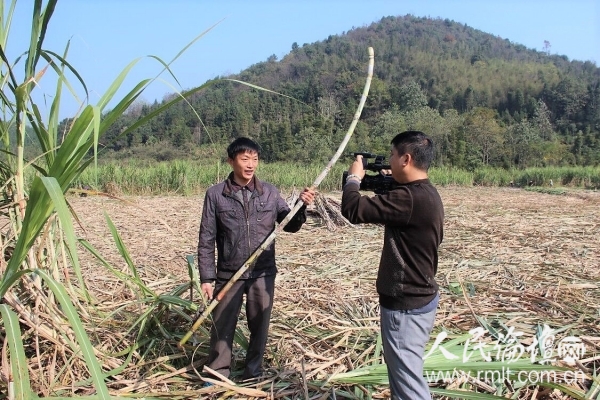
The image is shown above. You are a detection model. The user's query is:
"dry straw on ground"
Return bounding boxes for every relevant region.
[10,186,600,398]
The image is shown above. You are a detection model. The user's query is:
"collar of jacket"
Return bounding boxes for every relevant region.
[222,172,264,197]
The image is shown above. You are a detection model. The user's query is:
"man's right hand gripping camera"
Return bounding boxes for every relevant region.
[342,152,401,195]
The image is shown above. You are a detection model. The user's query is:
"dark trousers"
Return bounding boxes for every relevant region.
[206,275,275,379]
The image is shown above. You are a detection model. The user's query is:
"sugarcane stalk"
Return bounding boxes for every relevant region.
[179,47,374,347]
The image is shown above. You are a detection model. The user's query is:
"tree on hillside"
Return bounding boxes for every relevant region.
[544,77,588,135]
[532,100,555,141]
[370,107,407,154]
[396,80,428,112]
[463,108,503,166]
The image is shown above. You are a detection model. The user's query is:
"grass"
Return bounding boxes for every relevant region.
[72,160,600,195]
[73,159,349,195]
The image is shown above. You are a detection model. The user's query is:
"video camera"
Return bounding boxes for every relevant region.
[342,152,401,194]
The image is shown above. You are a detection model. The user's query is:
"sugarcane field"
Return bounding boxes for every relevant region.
[25,185,593,399]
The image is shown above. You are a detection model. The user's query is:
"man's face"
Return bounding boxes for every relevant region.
[228,150,259,184]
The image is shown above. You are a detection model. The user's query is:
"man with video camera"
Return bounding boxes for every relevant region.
[341,130,444,400]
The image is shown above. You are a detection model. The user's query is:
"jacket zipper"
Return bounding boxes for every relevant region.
[241,188,251,252]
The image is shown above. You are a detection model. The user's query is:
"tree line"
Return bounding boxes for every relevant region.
[78,14,599,169]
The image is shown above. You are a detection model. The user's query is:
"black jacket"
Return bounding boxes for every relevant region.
[341,179,444,310]
[198,173,306,283]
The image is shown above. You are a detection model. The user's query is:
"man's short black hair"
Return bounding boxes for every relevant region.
[391,130,434,171]
[227,137,261,159]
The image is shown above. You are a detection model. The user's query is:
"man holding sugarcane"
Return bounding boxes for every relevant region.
[341,130,444,400]
[198,137,315,382]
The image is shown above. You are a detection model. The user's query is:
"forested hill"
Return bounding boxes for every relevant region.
[95,14,600,168]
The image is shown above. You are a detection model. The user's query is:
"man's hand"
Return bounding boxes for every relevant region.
[299,187,316,205]
[201,282,214,301]
[348,154,366,179]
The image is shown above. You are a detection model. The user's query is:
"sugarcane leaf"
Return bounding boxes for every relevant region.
[32,269,110,398]
[537,381,587,399]
[585,371,600,399]
[103,212,153,298]
[430,388,509,399]
[186,254,202,294]
[40,176,89,300]
[0,304,34,400]
[448,282,462,295]
[373,329,383,365]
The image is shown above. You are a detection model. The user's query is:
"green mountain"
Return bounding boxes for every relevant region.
[96,14,600,168]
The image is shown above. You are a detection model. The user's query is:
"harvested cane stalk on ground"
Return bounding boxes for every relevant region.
[310,192,353,231]
[289,190,352,231]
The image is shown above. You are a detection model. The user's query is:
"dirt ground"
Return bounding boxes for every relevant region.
[68,186,600,370]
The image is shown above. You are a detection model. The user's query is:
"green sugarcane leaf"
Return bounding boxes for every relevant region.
[157,294,196,310]
[585,371,600,399]
[373,330,383,365]
[186,254,202,294]
[430,388,509,399]
[0,304,34,400]
[538,381,587,399]
[103,212,154,298]
[448,282,462,295]
[40,176,89,301]
[1,175,55,296]
[32,269,111,399]
[0,1,18,49]
[42,47,88,104]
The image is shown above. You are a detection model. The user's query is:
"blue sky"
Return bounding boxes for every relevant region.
[9,0,600,120]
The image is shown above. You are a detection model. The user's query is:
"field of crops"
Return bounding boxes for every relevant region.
[61,186,600,399]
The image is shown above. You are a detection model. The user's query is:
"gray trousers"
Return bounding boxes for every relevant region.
[380,304,436,400]
[206,275,275,380]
